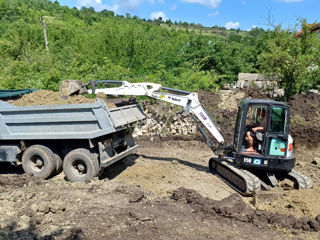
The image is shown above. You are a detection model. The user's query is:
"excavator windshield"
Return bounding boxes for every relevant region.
[245,106,267,129]
[270,106,289,134]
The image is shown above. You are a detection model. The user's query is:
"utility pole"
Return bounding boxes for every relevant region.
[40,16,49,50]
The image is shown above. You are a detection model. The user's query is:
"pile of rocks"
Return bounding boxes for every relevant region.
[133,101,198,137]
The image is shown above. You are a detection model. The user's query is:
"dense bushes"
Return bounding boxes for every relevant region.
[0,0,319,96]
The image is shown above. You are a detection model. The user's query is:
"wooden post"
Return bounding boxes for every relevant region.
[40,16,49,50]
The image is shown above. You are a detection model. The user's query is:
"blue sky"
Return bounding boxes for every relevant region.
[56,0,319,30]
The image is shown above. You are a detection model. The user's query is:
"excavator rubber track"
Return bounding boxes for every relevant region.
[209,157,261,196]
[287,169,312,189]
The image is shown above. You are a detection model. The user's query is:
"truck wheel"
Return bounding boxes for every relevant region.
[22,145,57,179]
[54,153,63,174]
[63,148,100,182]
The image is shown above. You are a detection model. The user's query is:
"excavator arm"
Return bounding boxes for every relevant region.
[86,81,225,151]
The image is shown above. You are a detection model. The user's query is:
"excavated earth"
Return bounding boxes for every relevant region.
[0,88,320,239]
[8,90,117,109]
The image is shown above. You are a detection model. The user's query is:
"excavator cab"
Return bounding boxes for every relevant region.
[210,98,311,195]
[232,99,295,172]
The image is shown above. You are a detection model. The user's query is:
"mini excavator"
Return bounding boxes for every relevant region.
[61,80,312,195]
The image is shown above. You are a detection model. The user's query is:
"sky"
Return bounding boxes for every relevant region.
[56,0,319,30]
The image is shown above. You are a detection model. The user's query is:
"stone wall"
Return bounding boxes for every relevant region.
[236,73,284,98]
[237,73,276,89]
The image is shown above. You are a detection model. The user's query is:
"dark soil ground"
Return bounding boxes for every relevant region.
[0,160,318,240]
[1,137,320,240]
[1,88,320,239]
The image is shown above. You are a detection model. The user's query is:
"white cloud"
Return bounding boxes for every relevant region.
[246,25,257,31]
[113,0,165,10]
[181,0,221,8]
[170,3,177,10]
[77,0,164,12]
[113,0,153,10]
[150,11,168,21]
[77,0,119,11]
[208,10,219,16]
[225,21,240,29]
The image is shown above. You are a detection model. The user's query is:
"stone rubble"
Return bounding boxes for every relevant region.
[133,101,198,138]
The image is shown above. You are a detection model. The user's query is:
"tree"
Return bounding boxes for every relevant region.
[258,21,320,98]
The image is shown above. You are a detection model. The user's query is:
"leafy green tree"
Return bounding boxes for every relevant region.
[258,21,320,97]
[0,0,281,93]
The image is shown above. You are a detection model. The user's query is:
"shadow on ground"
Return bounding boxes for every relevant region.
[0,162,24,175]
[139,154,209,173]
[99,154,139,180]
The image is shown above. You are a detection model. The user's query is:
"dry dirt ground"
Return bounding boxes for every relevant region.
[1,137,320,240]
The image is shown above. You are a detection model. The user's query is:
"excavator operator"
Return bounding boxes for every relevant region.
[244,108,266,154]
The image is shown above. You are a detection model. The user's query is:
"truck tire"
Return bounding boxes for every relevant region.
[63,148,100,182]
[54,153,63,174]
[22,145,57,179]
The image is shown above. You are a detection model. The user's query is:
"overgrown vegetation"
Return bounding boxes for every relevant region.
[0,0,319,96]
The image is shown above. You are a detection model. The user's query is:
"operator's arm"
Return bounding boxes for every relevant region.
[252,126,264,132]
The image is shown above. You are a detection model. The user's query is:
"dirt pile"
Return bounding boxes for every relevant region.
[8,90,117,109]
[9,90,95,106]
[244,86,272,100]
[172,187,320,232]
[198,90,237,144]
[288,93,320,148]
[254,187,320,218]
[289,93,320,122]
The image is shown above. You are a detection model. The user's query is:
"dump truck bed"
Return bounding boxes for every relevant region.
[0,99,145,140]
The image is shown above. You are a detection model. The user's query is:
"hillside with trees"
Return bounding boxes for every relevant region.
[0,0,319,96]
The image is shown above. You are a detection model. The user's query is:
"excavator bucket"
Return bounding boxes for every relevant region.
[59,80,88,99]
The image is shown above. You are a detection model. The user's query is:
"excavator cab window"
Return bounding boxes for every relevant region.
[270,107,288,134]
[267,106,289,156]
[245,106,267,128]
[241,105,267,155]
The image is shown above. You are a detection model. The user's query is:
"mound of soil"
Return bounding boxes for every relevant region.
[9,90,95,106]
[288,93,320,148]
[244,86,272,100]
[172,187,320,232]
[254,187,320,218]
[288,93,320,122]
[198,90,237,144]
[8,90,117,109]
